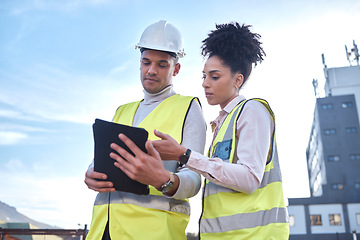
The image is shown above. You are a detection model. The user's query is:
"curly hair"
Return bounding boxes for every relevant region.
[201,22,265,82]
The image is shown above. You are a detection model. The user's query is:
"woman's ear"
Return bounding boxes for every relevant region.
[235,73,244,89]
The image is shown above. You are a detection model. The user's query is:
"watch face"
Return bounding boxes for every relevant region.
[162,182,174,193]
[179,154,189,164]
[179,149,191,164]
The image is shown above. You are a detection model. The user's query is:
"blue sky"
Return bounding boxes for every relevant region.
[1,0,360,233]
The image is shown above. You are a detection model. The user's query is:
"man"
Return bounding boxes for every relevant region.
[85,20,206,240]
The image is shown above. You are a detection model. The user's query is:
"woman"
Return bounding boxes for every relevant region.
[153,22,289,239]
[111,22,289,239]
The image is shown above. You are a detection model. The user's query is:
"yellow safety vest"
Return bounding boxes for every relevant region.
[200,99,289,240]
[87,94,198,240]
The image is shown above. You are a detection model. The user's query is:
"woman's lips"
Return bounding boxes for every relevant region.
[205,92,213,98]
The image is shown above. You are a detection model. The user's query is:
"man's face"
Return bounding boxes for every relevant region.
[140,49,180,94]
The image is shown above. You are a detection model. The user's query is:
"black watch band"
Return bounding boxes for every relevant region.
[179,149,191,165]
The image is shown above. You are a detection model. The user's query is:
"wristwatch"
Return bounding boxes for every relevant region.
[179,149,191,165]
[157,172,175,194]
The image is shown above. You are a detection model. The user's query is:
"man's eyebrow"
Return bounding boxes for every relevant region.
[141,57,169,64]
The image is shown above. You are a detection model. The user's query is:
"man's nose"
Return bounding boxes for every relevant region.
[148,63,157,75]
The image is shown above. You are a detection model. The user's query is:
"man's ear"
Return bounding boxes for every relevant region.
[173,63,181,76]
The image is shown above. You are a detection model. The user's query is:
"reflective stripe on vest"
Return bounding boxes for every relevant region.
[201,207,289,233]
[94,191,190,215]
[87,95,197,240]
[200,98,289,239]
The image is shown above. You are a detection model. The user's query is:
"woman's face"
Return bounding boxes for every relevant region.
[202,55,243,109]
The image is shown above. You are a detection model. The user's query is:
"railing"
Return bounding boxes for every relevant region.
[0,225,88,240]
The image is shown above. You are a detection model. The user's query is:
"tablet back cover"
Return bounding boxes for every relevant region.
[92,118,150,195]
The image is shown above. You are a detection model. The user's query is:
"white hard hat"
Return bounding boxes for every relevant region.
[135,20,185,58]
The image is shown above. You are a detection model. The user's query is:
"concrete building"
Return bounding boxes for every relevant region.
[288,44,360,240]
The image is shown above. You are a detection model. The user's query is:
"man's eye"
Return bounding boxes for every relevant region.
[142,61,150,65]
[159,64,168,68]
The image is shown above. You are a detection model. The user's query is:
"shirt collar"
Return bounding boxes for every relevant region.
[222,95,246,114]
[210,95,246,132]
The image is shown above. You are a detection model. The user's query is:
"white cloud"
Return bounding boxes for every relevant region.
[0,109,45,122]
[0,109,24,119]
[0,168,96,228]
[0,123,48,132]
[0,63,142,124]
[9,0,118,15]
[0,131,28,145]
[4,158,26,170]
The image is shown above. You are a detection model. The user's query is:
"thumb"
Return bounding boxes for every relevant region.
[145,140,160,158]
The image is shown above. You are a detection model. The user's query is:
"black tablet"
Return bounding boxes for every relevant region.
[92,118,150,195]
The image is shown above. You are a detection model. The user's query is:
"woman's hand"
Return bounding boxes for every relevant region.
[151,129,188,160]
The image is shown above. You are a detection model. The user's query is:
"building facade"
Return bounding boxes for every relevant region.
[288,64,360,240]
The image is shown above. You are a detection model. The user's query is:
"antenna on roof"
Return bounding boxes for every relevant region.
[322,53,327,69]
[353,40,359,66]
[312,79,319,98]
[345,40,359,66]
[345,45,351,66]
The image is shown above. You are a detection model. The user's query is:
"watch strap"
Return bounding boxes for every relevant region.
[157,172,175,192]
[179,148,191,165]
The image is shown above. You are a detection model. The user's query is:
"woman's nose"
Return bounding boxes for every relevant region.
[202,76,209,88]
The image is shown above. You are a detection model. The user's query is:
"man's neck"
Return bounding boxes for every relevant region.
[143,85,175,105]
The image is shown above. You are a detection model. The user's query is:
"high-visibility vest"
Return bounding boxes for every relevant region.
[200,98,289,240]
[86,94,198,240]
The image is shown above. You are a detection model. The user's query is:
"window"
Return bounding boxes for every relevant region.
[310,152,320,175]
[342,102,353,108]
[321,103,333,110]
[310,215,322,226]
[329,214,342,225]
[331,183,344,190]
[328,155,340,162]
[312,173,323,196]
[346,127,357,133]
[356,213,360,225]
[350,154,360,161]
[289,215,295,227]
[324,128,336,135]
